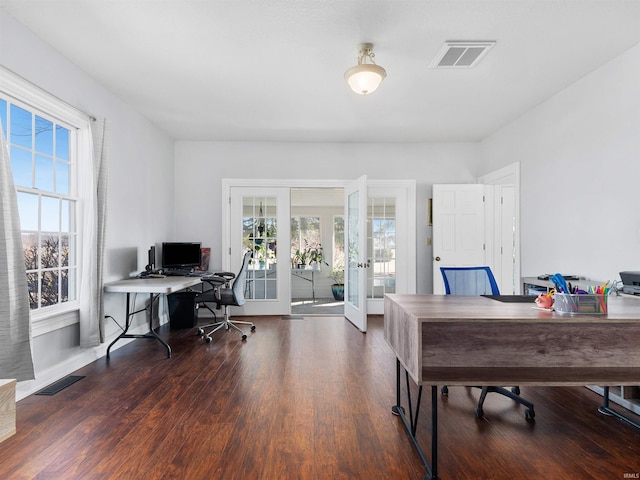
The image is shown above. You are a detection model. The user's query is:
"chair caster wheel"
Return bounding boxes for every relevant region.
[525,409,535,421]
[441,386,449,395]
[251,325,256,331]
[197,328,204,336]
[241,334,247,341]
[475,407,484,418]
[204,336,212,343]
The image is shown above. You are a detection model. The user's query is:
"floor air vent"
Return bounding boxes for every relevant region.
[35,375,85,396]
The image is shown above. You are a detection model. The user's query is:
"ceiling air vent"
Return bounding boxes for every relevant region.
[430,41,496,68]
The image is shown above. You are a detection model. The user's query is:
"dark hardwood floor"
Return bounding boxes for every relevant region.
[1,315,639,479]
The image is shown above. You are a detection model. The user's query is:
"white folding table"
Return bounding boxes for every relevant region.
[104,276,202,358]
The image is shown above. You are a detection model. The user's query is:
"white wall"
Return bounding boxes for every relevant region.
[174,141,480,294]
[480,43,640,282]
[1,12,176,397]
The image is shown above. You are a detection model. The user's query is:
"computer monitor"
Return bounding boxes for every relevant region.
[161,242,202,270]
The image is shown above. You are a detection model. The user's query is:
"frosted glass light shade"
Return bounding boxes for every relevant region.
[344,63,387,95]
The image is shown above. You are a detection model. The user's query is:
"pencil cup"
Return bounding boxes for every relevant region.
[553,293,608,315]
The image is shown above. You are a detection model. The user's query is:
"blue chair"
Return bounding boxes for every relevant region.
[440,265,500,296]
[439,266,535,420]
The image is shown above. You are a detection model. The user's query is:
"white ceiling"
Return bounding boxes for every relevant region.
[2,0,639,143]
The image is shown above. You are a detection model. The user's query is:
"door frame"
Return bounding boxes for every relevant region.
[478,162,521,294]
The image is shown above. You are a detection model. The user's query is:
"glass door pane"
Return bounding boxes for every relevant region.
[347,190,360,306]
[242,196,277,300]
[368,196,396,298]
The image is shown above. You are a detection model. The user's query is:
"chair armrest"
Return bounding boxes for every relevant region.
[214,271,235,279]
[202,276,227,287]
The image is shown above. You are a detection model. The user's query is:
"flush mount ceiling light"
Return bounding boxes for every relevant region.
[344,43,387,95]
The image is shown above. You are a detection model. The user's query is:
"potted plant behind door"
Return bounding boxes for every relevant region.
[330,268,344,301]
[293,249,307,268]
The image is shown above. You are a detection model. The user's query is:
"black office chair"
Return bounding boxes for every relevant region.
[195,251,256,342]
[439,266,535,420]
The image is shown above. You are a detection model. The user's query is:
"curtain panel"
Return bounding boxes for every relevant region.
[79,118,109,347]
[0,123,35,381]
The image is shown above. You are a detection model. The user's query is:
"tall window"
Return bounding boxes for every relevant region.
[332,215,345,270]
[1,93,80,313]
[290,216,321,266]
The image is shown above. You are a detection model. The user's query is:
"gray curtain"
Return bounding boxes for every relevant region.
[79,118,109,347]
[0,122,35,381]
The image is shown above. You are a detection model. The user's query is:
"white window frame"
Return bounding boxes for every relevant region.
[1,67,91,336]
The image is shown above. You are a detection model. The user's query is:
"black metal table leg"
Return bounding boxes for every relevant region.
[106,292,172,359]
[391,358,439,480]
[598,386,640,430]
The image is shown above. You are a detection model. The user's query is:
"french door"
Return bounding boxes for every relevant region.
[227,187,290,315]
[222,179,416,320]
[344,175,368,331]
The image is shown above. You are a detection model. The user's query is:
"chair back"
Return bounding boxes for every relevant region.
[440,266,500,296]
[231,251,253,306]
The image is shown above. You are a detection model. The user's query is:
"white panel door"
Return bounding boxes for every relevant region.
[344,175,368,331]
[432,184,486,294]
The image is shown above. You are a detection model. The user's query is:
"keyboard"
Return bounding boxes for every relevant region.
[188,271,211,277]
[165,269,195,276]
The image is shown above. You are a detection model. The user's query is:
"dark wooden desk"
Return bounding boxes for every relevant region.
[383,294,640,480]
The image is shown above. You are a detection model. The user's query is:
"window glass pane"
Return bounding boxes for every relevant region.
[41,234,59,268]
[0,98,7,138]
[17,192,38,231]
[61,268,70,303]
[60,234,70,267]
[333,216,345,270]
[35,115,53,155]
[22,233,38,270]
[41,195,59,232]
[27,272,38,309]
[56,125,69,160]
[65,267,77,302]
[10,146,32,187]
[56,160,70,194]
[35,154,54,191]
[10,104,32,148]
[61,199,72,231]
[291,216,321,266]
[41,271,59,307]
[66,234,77,267]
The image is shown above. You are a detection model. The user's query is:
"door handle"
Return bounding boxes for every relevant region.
[434,256,441,261]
